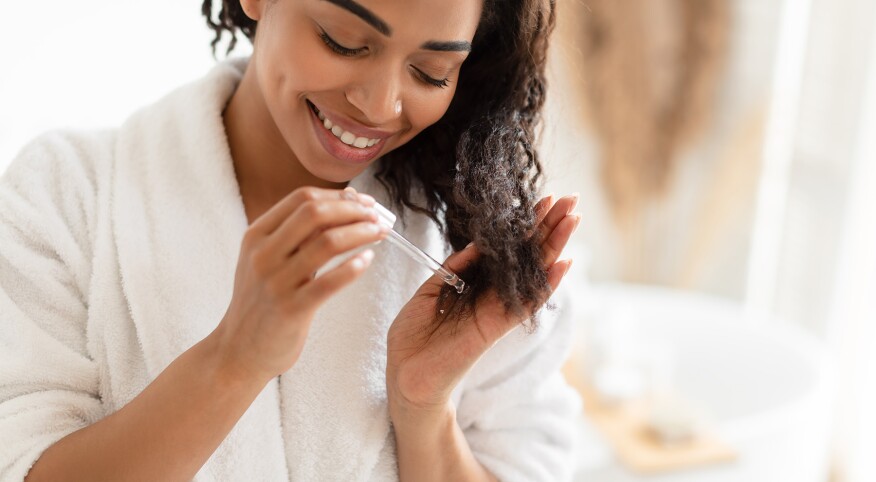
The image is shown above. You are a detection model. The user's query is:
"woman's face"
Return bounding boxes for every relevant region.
[243,0,483,183]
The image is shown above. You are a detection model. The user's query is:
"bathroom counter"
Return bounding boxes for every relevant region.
[567,283,833,482]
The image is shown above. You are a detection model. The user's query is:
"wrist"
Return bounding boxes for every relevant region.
[199,328,273,393]
[389,396,456,436]
[386,367,456,420]
[390,400,498,482]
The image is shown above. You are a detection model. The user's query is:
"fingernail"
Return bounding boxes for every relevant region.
[358,193,375,206]
[353,249,374,269]
[563,259,573,276]
[568,193,580,213]
[344,186,357,193]
[572,214,582,230]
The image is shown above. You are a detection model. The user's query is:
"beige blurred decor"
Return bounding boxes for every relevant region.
[557,0,765,286]
[571,0,731,224]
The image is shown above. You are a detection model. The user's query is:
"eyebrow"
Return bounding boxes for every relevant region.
[420,40,472,52]
[324,0,391,36]
[323,0,472,52]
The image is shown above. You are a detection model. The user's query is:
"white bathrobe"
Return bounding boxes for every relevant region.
[0,58,581,481]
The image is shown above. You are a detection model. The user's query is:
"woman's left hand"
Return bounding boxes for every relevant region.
[385,194,581,418]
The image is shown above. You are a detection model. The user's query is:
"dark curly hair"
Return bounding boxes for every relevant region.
[203,0,557,329]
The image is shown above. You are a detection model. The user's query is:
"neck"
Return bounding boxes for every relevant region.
[223,62,345,217]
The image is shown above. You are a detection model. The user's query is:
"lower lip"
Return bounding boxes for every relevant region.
[307,101,385,165]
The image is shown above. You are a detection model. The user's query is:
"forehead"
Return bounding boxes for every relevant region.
[314,0,484,41]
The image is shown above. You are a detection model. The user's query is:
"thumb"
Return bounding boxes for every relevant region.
[421,242,479,292]
[443,242,479,274]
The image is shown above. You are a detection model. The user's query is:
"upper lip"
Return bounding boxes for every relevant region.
[308,100,395,140]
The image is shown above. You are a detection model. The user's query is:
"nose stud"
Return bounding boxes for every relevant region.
[394,100,402,115]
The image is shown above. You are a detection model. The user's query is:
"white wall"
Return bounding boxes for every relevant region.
[0,0,249,169]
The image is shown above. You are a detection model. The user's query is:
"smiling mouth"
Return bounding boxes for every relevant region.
[306,101,382,149]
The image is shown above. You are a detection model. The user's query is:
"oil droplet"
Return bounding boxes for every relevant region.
[441,273,466,294]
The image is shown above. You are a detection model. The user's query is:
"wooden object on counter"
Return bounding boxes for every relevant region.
[563,358,737,474]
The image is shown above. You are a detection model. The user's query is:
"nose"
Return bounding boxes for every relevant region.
[344,67,403,126]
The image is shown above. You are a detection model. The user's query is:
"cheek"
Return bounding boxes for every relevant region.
[403,90,457,133]
[257,33,351,107]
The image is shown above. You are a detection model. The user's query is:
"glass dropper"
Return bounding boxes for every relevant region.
[384,229,466,294]
[372,201,466,294]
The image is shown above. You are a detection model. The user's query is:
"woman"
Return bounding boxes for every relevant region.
[1,0,581,480]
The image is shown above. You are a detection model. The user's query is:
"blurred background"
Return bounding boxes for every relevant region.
[1,0,874,481]
[542,0,876,481]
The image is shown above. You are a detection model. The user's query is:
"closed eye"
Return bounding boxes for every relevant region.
[319,27,450,89]
[411,66,450,88]
[319,29,367,57]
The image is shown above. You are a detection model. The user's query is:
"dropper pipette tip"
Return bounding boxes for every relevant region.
[384,229,466,293]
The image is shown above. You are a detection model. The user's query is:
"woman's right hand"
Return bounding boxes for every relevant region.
[211,186,388,384]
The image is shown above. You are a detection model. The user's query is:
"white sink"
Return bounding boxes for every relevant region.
[570,283,834,482]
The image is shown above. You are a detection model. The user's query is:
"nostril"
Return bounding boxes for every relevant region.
[344,87,403,125]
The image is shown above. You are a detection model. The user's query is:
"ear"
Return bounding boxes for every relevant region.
[239,0,266,21]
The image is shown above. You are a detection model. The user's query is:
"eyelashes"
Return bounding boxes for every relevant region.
[411,66,450,88]
[318,29,451,89]
[319,29,364,57]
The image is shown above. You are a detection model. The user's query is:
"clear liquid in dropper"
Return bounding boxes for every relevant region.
[441,271,466,294]
[384,229,466,294]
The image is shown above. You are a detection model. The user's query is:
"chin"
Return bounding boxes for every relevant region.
[303,158,371,185]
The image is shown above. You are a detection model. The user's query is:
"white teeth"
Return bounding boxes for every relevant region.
[340,131,356,145]
[315,106,381,148]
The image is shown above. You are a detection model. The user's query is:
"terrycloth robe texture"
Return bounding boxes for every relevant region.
[0,58,581,481]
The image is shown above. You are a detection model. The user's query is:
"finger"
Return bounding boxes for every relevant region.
[297,249,375,306]
[547,259,573,292]
[284,221,388,286]
[262,199,381,264]
[534,194,556,225]
[250,187,375,236]
[443,242,480,275]
[542,213,581,269]
[536,193,579,244]
[417,242,480,292]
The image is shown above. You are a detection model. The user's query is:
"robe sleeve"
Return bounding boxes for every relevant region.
[456,288,583,482]
[0,132,104,481]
